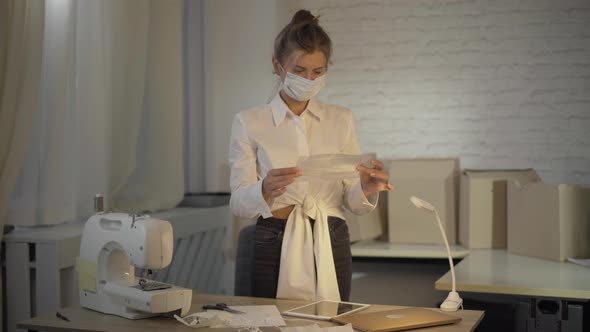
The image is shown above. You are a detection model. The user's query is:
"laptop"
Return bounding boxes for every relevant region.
[331,307,461,332]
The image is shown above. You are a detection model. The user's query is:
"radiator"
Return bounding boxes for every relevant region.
[149,206,233,294]
[2,205,232,332]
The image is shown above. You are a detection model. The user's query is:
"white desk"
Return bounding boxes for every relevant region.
[436,249,589,331]
[435,249,590,300]
[19,293,485,332]
[352,240,470,259]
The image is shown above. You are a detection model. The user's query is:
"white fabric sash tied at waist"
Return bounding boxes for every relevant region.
[276,194,342,301]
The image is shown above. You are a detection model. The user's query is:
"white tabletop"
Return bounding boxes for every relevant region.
[3,221,85,243]
[351,240,470,259]
[435,249,590,300]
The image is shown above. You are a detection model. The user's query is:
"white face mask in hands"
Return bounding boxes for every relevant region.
[296,153,376,180]
[279,64,326,101]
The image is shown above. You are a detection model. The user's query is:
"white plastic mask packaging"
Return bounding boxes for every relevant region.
[175,312,261,329]
[296,153,376,180]
[174,305,286,329]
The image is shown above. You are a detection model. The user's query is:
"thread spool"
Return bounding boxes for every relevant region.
[94,194,104,213]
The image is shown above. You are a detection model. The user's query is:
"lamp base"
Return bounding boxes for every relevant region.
[440,291,463,312]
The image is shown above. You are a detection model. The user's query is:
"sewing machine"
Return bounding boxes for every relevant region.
[78,210,192,319]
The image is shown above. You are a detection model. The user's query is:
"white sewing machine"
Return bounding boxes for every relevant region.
[78,208,192,319]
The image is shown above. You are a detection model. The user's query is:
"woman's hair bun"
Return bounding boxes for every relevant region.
[291,9,318,25]
[274,9,331,64]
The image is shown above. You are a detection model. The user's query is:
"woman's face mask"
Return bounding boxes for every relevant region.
[278,62,326,102]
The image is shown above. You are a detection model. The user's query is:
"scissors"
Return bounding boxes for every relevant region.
[202,303,245,314]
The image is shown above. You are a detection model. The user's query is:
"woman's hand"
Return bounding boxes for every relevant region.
[357,159,394,199]
[262,167,303,201]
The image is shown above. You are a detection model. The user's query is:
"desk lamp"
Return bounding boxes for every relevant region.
[410,196,463,311]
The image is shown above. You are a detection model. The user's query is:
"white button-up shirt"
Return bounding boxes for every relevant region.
[228,93,377,301]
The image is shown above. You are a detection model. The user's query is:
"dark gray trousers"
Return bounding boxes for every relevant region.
[252,216,352,301]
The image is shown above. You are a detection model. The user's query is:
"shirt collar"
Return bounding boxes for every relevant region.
[270,93,322,126]
[306,99,322,120]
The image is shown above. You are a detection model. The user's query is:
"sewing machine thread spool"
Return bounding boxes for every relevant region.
[94,194,104,213]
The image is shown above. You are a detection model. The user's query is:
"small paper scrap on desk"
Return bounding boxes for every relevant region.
[567,257,590,268]
[280,323,354,332]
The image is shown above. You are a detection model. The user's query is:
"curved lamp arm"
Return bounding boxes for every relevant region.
[410,196,462,311]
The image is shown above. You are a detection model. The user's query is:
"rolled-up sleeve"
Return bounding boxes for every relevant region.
[228,114,274,219]
[341,111,378,215]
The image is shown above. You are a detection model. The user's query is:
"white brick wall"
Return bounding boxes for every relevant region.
[298,0,590,186]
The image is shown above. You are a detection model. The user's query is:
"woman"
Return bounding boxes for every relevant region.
[228,10,393,302]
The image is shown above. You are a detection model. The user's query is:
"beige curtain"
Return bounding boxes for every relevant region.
[108,0,185,212]
[0,0,45,235]
[6,0,184,226]
[0,0,45,329]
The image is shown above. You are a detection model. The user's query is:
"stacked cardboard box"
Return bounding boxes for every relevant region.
[507,183,590,261]
[340,157,589,264]
[387,159,459,244]
[459,169,540,249]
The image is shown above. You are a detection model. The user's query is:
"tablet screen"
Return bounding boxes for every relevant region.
[284,300,369,320]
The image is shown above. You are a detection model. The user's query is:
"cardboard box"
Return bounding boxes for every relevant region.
[346,191,387,242]
[459,169,540,249]
[507,182,590,261]
[387,159,459,244]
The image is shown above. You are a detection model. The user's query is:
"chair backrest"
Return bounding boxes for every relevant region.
[234,224,256,296]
